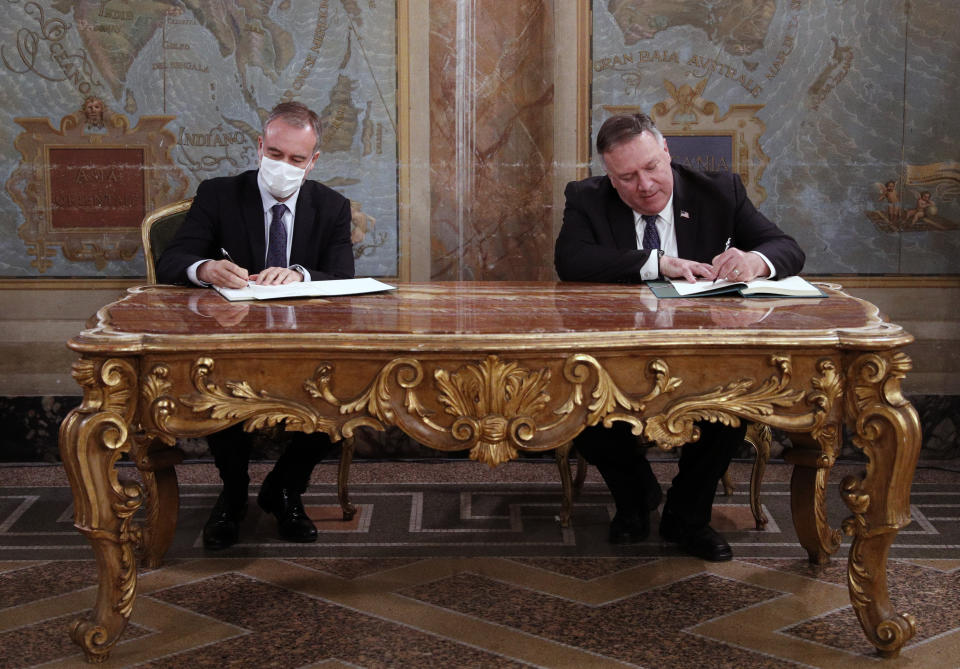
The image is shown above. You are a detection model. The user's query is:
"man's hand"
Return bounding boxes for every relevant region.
[194,293,250,326]
[250,266,303,285]
[659,255,715,283]
[197,259,248,289]
[708,304,772,328]
[710,248,770,283]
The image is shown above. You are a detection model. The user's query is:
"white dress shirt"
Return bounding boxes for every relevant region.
[633,194,775,280]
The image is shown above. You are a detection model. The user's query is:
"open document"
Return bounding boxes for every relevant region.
[647,275,826,299]
[214,277,396,302]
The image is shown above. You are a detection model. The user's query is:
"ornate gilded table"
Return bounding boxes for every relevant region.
[59,282,920,662]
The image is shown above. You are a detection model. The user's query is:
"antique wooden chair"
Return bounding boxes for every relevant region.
[555,423,772,530]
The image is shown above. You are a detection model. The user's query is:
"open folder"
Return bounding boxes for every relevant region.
[214,277,396,301]
[647,275,826,299]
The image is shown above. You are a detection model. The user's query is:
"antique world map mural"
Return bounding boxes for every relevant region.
[0,0,397,278]
[591,0,959,274]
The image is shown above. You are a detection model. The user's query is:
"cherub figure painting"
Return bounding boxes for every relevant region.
[867,177,955,232]
[904,191,935,227]
[876,180,901,222]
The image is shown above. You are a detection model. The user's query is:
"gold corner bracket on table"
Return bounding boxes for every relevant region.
[837,350,922,657]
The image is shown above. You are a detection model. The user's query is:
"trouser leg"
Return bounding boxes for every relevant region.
[206,424,252,505]
[268,431,337,495]
[665,421,746,528]
[574,422,660,515]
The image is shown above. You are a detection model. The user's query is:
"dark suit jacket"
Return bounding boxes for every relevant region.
[554,163,804,282]
[157,170,355,284]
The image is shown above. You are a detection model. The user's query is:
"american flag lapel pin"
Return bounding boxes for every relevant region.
[680,210,690,219]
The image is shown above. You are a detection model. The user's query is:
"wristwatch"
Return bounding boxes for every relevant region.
[657,248,665,279]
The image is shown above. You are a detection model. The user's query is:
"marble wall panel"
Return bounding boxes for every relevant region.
[429,0,555,280]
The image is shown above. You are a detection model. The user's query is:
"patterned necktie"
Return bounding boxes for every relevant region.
[266,203,288,268]
[641,214,661,250]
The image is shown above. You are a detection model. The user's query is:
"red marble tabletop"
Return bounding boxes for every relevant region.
[70,281,911,354]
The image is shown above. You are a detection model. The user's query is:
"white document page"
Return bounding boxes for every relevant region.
[215,277,395,301]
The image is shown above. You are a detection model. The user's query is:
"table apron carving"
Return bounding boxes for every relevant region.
[139,350,843,466]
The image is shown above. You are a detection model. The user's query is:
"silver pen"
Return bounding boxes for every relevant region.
[220,247,235,263]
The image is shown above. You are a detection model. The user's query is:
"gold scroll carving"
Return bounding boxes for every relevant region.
[840,351,921,657]
[148,352,845,471]
[59,357,143,663]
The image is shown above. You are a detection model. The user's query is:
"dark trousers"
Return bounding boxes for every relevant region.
[206,424,336,504]
[574,420,745,529]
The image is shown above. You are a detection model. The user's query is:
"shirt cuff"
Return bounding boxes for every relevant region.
[750,251,776,278]
[640,250,660,281]
[187,260,212,286]
[291,264,310,281]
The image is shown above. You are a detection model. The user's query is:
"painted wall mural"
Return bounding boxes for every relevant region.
[591,0,960,274]
[0,0,398,278]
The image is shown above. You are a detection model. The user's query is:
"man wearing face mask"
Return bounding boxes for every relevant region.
[157,101,354,549]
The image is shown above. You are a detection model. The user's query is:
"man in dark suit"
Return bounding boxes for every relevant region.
[555,113,805,561]
[158,101,354,549]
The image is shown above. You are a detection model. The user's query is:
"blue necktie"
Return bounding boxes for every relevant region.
[266,203,287,268]
[641,214,661,250]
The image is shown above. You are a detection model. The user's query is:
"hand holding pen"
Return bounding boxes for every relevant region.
[712,237,732,284]
[197,248,248,288]
[710,238,768,283]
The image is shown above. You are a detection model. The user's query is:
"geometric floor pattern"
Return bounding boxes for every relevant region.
[1,461,959,668]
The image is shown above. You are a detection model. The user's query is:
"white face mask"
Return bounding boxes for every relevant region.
[259,155,306,199]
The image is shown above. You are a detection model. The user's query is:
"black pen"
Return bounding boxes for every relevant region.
[713,237,732,284]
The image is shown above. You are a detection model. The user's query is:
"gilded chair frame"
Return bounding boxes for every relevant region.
[141,198,194,283]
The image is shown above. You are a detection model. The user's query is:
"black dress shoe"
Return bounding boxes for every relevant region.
[257,480,317,543]
[659,509,733,562]
[203,492,247,550]
[608,512,650,545]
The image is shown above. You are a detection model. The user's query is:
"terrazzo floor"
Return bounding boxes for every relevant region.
[1,460,959,668]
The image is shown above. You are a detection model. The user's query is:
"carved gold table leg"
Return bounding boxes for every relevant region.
[841,352,921,657]
[555,442,575,527]
[131,436,183,569]
[784,434,843,565]
[59,358,142,663]
[337,436,357,520]
[744,423,771,529]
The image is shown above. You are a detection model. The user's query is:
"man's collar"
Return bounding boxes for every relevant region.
[632,193,674,224]
[256,170,301,214]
